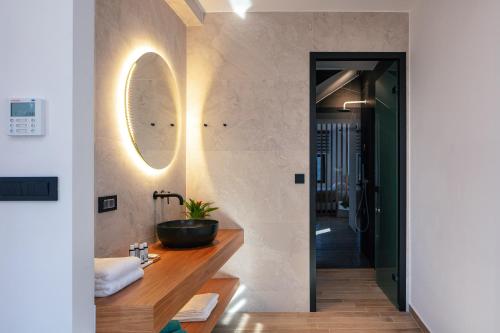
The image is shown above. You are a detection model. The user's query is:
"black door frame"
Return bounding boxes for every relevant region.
[309,52,407,312]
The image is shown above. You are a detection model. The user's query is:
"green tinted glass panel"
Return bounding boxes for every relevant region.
[374,62,399,307]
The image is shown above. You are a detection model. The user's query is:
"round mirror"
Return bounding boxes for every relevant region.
[125,52,179,169]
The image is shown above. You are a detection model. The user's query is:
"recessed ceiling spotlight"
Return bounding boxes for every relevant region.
[230,0,252,18]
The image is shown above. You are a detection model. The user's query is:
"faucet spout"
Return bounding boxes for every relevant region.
[153,191,184,205]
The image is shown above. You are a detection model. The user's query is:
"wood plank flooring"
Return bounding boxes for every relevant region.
[213,269,422,333]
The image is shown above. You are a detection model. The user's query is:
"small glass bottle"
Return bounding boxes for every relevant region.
[139,243,145,263]
[129,244,135,257]
[134,243,139,258]
[143,242,149,263]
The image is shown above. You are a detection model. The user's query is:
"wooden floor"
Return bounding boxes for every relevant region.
[213,269,422,333]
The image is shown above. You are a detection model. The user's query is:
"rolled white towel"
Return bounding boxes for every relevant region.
[94,257,141,282]
[95,268,144,297]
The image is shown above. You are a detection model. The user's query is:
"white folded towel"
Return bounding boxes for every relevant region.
[173,293,219,322]
[94,257,141,282]
[95,268,144,297]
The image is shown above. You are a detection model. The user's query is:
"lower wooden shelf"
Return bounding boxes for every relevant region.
[182,278,240,333]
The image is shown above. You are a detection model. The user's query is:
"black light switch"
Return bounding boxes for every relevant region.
[98,195,118,213]
[295,174,305,184]
[0,177,58,201]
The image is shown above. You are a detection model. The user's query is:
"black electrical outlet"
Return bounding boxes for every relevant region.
[98,195,117,213]
[295,174,305,184]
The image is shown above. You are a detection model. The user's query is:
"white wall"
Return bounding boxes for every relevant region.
[73,0,96,331]
[0,0,95,332]
[410,0,500,331]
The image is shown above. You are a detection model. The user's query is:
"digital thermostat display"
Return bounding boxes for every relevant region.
[8,98,45,136]
[11,102,36,117]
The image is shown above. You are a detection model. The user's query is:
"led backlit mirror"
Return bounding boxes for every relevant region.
[125,52,179,169]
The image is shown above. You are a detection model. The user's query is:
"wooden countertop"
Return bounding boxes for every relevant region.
[95,229,244,333]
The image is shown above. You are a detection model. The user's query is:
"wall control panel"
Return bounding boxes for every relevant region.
[0,177,58,201]
[98,195,118,213]
[9,98,45,136]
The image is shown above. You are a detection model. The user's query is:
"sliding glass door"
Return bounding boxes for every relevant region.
[374,61,400,307]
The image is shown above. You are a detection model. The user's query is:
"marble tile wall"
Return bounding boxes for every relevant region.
[187,12,408,311]
[95,0,186,257]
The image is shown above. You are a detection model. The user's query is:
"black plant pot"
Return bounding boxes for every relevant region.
[157,219,219,248]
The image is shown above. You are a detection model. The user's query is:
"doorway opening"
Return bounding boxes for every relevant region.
[309,53,406,312]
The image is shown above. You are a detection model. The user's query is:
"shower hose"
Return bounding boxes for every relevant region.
[355,179,370,233]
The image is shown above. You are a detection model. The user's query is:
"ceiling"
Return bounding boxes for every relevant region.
[198,0,419,13]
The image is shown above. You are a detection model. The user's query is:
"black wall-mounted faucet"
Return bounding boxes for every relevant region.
[153,191,184,205]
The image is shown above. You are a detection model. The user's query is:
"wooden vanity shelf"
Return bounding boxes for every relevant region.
[95,229,244,333]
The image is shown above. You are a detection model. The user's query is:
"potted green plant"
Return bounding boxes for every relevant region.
[185,199,218,219]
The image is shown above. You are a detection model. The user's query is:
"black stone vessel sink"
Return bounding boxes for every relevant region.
[157,219,219,248]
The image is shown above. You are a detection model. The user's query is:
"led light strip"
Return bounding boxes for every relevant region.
[116,46,182,176]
